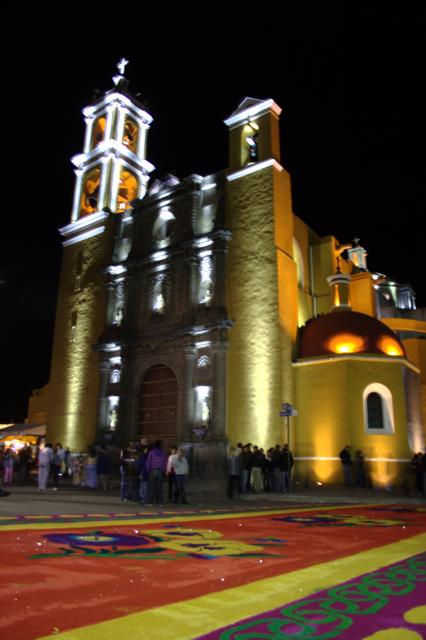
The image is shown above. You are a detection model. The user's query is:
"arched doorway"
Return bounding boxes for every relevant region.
[137,364,178,448]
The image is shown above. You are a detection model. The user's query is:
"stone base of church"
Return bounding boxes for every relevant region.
[180,439,228,480]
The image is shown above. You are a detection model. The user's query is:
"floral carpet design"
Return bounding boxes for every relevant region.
[0,504,425,640]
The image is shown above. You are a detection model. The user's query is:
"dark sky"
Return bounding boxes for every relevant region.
[2,7,425,421]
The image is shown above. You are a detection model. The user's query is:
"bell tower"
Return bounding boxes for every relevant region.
[71,58,154,221]
[47,61,154,451]
[224,98,298,447]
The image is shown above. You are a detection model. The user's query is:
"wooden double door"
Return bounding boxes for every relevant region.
[137,364,178,450]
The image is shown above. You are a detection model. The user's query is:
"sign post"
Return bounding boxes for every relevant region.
[279,403,297,449]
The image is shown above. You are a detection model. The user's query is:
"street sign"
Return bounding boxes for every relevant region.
[280,402,295,417]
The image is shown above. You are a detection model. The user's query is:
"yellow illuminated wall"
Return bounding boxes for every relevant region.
[403,338,426,441]
[226,157,297,448]
[293,357,412,488]
[350,272,377,316]
[310,236,334,315]
[26,383,49,426]
[47,218,116,451]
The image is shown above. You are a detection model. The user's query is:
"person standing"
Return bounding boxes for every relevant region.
[172,448,189,504]
[19,445,32,482]
[251,446,264,493]
[38,441,53,491]
[355,450,366,488]
[120,442,137,501]
[96,445,110,490]
[2,447,15,485]
[226,445,241,499]
[279,444,294,492]
[52,443,65,491]
[135,442,149,505]
[85,445,98,489]
[146,440,167,507]
[339,445,353,487]
[166,446,178,502]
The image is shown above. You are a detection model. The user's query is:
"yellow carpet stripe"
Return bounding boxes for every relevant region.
[0,503,380,532]
[34,532,426,640]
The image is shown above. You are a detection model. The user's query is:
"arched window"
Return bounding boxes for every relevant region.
[91,116,107,148]
[366,392,384,429]
[80,167,101,216]
[122,117,139,153]
[363,383,395,434]
[116,169,139,213]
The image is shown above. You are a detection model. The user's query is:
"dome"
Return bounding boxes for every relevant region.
[298,310,406,359]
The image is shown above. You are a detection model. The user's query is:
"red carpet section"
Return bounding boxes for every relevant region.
[0,505,425,639]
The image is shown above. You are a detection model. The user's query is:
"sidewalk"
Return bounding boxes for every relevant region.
[0,476,424,518]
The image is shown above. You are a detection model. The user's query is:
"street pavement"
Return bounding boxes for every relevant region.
[0,475,424,516]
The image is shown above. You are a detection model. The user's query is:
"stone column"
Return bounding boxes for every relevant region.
[187,256,199,311]
[183,345,196,441]
[96,360,111,437]
[212,231,231,311]
[211,336,228,441]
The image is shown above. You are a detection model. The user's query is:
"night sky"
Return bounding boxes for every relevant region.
[2,8,425,422]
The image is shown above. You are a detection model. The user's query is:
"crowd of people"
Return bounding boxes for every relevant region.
[119,439,189,507]
[1,437,425,499]
[0,437,190,505]
[226,442,294,499]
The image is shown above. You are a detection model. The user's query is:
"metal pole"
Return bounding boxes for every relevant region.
[287,415,290,448]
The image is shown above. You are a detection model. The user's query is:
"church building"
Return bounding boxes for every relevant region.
[43,61,426,488]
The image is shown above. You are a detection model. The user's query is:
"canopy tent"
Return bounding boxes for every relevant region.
[0,424,45,439]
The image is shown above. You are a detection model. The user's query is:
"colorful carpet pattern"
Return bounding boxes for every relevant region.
[0,504,425,639]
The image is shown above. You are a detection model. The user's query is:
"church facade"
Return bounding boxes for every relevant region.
[44,64,426,487]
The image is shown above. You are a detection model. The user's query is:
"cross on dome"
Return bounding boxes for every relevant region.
[117,58,129,75]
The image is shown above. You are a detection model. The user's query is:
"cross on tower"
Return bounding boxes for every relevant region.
[117,58,129,75]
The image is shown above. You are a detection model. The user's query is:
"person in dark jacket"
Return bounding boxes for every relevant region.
[97,446,110,490]
[279,444,294,492]
[146,440,167,507]
[339,445,353,487]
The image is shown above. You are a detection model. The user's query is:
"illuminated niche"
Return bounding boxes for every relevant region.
[198,256,214,305]
[116,169,139,213]
[195,386,211,425]
[122,117,139,153]
[152,276,169,314]
[107,396,119,431]
[153,209,176,248]
[91,116,106,148]
[241,121,259,166]
[80,167,101,216]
